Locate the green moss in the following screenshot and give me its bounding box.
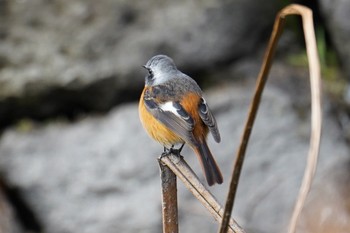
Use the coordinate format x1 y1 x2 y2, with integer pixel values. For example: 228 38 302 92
15 118 35 132
286 24 345 97
286 52 308 67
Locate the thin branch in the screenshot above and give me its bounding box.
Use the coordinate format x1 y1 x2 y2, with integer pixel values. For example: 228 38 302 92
160 154 245 233
158 158 179 233
280 5 322 233
218 6 286 233
218 4 322 233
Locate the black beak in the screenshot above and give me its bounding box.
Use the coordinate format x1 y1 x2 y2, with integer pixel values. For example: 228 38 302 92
142 65 147 69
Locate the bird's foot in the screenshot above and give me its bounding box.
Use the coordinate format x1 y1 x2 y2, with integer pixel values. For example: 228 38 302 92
160 144 184 159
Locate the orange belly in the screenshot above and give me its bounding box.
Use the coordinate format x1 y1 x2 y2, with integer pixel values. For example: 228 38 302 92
139 88 183 147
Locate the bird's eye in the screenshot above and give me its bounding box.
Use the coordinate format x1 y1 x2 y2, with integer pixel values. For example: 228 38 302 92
147 69 154 80
142 65 154 81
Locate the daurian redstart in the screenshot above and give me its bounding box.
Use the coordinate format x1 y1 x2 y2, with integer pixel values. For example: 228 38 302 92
139 55 223 186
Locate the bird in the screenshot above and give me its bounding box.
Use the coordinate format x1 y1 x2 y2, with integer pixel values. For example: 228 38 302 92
139 55 223 186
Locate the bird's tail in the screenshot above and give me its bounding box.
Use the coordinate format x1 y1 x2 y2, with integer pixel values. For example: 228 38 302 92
193 140 223 186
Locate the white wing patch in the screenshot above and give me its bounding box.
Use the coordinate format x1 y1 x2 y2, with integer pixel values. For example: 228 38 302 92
160 102 181 117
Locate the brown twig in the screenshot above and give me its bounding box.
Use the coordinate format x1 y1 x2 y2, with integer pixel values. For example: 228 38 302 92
158 158 179 233
218 6 285 233
218 4 322 233
160 154 245 233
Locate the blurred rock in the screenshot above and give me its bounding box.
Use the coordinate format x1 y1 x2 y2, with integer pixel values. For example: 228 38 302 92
297 160 350 233
319 0 350 79
0 73 349 233
0 103 163 233
0 0 281 126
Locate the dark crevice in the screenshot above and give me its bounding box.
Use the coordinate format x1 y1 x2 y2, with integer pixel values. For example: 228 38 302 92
0 76 143 130
0 179 42 232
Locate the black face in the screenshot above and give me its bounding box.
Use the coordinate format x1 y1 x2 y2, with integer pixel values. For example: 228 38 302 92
143 65 154 85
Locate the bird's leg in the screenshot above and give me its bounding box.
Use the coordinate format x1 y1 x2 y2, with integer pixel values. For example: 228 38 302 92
170 144 185 159
160 144 185 159
178 143 185 153
169 145 177 155
161 147 171 157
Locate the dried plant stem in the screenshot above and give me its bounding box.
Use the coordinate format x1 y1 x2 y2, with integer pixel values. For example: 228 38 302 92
218 6 285 233
158 159 179 233
218 4 322 233
280 5 322 233
160 154 245 233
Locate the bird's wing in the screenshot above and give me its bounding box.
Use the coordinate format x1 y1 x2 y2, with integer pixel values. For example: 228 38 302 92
144 88 197 145
198 97 221 143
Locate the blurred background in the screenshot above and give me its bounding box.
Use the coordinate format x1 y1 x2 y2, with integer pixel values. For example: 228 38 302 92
0 0 349 233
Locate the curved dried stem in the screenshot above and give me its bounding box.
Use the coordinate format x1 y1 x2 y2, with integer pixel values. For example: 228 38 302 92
218 4 322 233
281 5 322 233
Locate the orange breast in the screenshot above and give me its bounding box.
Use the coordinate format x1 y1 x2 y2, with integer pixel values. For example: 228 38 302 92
139 88 183 147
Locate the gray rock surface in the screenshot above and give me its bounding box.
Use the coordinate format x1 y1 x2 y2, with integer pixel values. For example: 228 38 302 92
0 78 349 233
0 0 280 124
